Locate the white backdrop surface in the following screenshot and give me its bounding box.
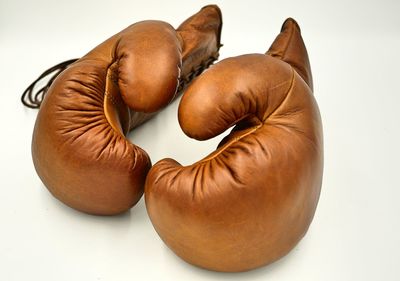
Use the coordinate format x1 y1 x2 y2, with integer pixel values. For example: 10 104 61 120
1 0 399 280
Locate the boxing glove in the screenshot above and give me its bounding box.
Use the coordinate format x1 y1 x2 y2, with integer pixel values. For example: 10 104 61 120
145 18 323 272
31 5 222 215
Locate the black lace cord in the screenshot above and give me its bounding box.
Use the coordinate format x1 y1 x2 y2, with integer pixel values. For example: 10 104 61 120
21 59 79 109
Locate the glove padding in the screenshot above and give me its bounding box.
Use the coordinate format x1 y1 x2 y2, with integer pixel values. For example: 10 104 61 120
32 5 222 215
145 18 323 272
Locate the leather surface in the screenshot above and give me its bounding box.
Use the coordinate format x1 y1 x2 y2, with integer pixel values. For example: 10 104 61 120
32 5 222 215
145 18 323 272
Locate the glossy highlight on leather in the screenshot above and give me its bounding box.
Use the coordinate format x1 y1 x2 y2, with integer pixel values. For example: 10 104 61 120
31 5 222 215
145 18 323 272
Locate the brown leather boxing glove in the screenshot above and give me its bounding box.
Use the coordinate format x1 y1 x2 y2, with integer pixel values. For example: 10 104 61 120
29 5 222 215
145 18 323 272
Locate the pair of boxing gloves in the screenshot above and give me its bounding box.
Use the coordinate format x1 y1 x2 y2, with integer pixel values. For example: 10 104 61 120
25 5 323 272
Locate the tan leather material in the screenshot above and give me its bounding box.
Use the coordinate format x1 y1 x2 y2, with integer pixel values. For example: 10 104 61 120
145 18 323 272
266 18 313 90
177 5 222 75
32 5 222 215
112 22 182 113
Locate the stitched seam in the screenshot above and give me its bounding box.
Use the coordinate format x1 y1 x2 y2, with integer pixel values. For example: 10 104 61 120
104 91 117 106
262 68 295 123
196 67 295 164
102 59 139 171
198 123 263 163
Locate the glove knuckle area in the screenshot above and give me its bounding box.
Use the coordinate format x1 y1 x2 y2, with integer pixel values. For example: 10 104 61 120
178 54 293 140
32 60 151 215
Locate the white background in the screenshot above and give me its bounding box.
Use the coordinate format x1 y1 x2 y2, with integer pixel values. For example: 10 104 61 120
1 0 400 280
